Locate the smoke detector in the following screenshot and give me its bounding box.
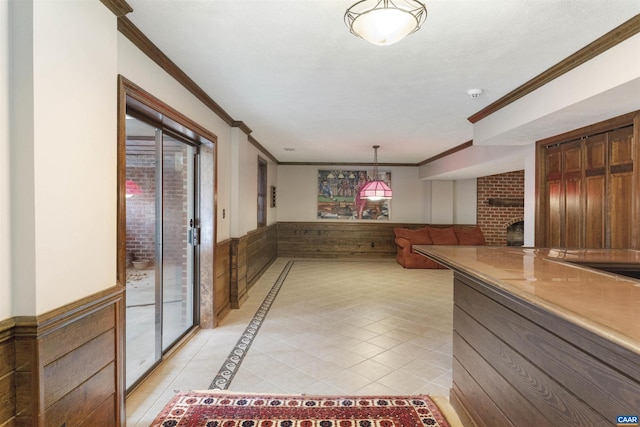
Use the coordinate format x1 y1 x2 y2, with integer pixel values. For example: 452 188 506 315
467 88 483 98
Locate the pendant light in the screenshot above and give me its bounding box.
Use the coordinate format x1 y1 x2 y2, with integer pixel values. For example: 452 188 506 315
359 145 392 201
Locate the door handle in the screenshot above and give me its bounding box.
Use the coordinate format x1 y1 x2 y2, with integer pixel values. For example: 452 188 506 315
188 227 200 246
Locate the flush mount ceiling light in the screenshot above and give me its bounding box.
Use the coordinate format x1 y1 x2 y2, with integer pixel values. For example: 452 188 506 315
345 0 427 46
359 145 392 201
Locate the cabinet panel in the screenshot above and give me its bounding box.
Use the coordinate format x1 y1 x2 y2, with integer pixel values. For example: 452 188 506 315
563 141 582 173
610 127 633 166
564 176 582 247
609 126 634 249
586 134 606 170
585 175 605 248
584 134 607 249
547 180 562 247
609 172 632 249
546 146 562 179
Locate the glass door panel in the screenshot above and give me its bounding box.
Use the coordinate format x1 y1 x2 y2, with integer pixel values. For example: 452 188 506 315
161 134 196 350
125 117 161 389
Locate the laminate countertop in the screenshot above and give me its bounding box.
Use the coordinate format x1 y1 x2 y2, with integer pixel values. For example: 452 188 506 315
413 246 640 355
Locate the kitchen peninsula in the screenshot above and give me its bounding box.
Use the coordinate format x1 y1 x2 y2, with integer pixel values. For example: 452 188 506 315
414 245 640 427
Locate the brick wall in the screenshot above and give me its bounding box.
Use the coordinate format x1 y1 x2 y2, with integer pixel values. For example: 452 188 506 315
126 154 156 263
477 170 525 246
126 151 189 266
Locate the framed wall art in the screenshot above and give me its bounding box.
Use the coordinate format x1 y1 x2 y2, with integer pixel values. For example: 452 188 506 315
317 169 390 220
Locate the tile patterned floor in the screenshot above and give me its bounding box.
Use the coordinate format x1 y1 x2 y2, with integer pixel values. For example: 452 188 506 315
125 258 456 426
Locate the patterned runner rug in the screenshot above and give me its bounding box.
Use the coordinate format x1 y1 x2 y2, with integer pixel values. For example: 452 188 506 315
151 390 452 426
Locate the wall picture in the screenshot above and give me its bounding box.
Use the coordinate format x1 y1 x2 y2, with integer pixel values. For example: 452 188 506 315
317 169 390 220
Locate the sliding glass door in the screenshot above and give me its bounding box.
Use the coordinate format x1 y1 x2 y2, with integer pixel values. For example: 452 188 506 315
161 134 197 351
125 115 199 390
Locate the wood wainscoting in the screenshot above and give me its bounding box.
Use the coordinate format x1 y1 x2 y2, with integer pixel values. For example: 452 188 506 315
451 272 639 426
277 222 429 259
247 224 277 288
1 286 125 427
0 319 16 426
213 239 232 326
230 236 248 310
211 225 277 321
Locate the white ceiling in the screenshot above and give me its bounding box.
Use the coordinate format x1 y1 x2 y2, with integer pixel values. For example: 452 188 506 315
125 0 640 166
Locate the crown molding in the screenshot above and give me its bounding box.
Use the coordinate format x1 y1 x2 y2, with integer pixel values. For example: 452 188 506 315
114 8 630 167
100 0 133 17
468 14 640 124
278 162 416 167
249 135 279 163
418 140 473 166
232 121 253 135
118 16 234 126
117 16 280 163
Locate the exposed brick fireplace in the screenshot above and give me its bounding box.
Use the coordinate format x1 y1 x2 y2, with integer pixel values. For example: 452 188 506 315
477 170 525 246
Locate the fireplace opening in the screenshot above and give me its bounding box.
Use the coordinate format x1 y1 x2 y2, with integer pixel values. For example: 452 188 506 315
506 221 524 246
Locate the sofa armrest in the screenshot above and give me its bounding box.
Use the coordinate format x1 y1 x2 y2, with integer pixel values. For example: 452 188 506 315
395 237 412 252
395 237 410 247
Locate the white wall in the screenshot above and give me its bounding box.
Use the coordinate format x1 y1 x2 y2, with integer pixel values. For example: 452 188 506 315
230 129 257 236
0 0 10 320
7 0 118 315
474 33 640 147
523 143 536 246
267 160 277 226
117 34 235 241
430 181 454 224
454 179 477 224
277 164 475 224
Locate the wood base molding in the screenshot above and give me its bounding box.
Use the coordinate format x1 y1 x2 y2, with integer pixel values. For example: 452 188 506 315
1 286 124 427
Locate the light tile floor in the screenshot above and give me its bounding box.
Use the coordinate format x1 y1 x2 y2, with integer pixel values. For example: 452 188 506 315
126 258 457 426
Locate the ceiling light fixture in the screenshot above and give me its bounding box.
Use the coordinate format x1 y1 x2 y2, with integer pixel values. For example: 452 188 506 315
359 145 392 201
345 0 427 46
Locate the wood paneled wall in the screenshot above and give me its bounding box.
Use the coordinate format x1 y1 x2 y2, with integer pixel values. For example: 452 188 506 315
1 286 124 427
277 222 434 259
451 272 640 427
0 320 16 426
230 236 248 309
211 225 277 322
213 239 232 326
228 224 278 309
247 224 277 288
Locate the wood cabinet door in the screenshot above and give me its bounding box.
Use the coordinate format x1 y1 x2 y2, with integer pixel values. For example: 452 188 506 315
585 134 607 248
544 145 563 247
537 112 638 249
563 141 583 247
608 126 634 249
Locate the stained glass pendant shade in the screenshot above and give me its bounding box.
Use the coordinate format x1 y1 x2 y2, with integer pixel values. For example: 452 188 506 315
359 145 392 201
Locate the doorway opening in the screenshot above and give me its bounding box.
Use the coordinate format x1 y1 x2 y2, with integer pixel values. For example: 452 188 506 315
124 114 200 389
119 78 217 394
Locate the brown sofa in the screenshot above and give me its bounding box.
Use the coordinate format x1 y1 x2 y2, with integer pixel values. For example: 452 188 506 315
394 225 486 269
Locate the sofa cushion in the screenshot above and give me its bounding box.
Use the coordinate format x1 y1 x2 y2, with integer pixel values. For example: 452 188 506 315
394 227 433 245
428 227 458 245
454 226 486 245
